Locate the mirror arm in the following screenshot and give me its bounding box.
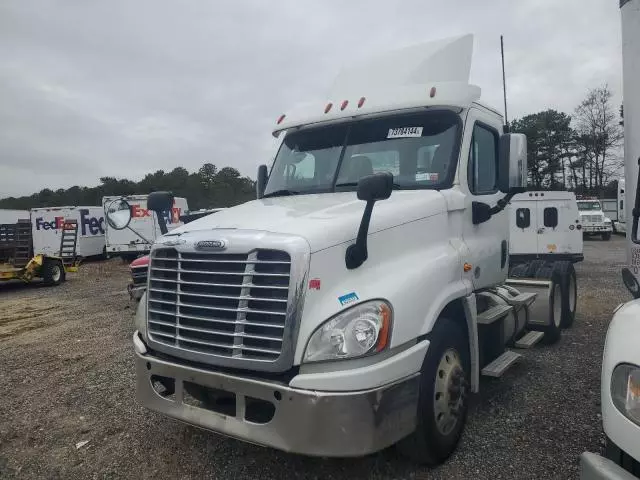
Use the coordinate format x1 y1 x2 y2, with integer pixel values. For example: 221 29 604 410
489 192 517 216
345 200 375 270
156 213 169 235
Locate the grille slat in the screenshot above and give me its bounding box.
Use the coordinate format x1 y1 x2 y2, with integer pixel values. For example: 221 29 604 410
147 247 291 362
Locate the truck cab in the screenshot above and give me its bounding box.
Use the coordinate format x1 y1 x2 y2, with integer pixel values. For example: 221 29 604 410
116 35 575 465
577 198 613 241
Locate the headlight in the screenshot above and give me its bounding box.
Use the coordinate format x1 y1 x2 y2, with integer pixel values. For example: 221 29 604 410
611 363 640 425
303 300 392 363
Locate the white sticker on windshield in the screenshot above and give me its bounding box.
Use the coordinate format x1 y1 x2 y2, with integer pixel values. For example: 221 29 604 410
415 172 439 181
387 127 423 139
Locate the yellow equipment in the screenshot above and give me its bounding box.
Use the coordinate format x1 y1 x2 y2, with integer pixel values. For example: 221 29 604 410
0 218 79 286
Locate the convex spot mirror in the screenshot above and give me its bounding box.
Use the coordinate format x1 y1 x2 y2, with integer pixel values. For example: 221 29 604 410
106 199 132 230
499 133 528 194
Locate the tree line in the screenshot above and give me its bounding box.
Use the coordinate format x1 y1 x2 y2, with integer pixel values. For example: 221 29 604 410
510 85 623 196
0 164 256 211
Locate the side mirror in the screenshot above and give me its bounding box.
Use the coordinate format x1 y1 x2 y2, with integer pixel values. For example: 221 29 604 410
345 172 394 270
105 199 132 230
357 172 393 201
147 191 174 213
472 201 492 225
257 164 269 199
498 133 527 193
147 191 174 235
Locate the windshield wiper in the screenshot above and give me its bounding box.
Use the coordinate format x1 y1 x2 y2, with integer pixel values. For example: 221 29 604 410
336 182 403 189
262 189 300 198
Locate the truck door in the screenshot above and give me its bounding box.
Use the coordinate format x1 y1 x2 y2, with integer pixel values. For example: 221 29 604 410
461 108 507 289
511 200 538 255
536 200 566 255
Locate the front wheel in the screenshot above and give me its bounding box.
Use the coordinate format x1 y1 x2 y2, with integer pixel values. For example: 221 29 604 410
397 319 470 465
42 260 65 286
602 232 611 241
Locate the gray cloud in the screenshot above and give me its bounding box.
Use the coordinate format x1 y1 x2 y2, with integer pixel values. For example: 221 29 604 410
0 0 623 197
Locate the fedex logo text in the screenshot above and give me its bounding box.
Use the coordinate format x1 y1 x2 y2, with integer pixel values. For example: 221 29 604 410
35 217 66 231
80 209 105 236
130 204 182 224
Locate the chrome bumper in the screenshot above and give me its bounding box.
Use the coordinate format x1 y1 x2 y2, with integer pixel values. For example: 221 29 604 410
135 336 420 457
580 453 638 480
583 225 612 233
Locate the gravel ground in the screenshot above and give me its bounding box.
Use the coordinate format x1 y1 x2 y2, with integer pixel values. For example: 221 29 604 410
0 236 630 480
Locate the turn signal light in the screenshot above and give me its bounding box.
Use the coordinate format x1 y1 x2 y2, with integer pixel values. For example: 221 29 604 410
463 263 472 272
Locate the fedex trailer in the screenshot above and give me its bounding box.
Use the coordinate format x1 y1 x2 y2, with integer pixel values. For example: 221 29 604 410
102 194 188 257
31 206 106 258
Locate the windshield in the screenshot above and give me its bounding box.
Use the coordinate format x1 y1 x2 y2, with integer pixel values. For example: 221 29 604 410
263 110 461 196
578 201 601 211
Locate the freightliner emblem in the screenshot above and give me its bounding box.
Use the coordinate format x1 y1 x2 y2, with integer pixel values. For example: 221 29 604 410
195 239 227 250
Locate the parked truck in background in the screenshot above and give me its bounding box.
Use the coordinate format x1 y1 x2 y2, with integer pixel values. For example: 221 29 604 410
116 35 578 465
580 1 640 478
614 179 627 235
102 194 188 260
30 206 106 259
577 198 613 241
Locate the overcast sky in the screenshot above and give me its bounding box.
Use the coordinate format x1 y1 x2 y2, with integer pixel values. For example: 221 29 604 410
0 0 623 198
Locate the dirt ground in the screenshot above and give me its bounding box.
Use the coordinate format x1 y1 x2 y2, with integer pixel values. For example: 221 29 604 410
0 236 630 479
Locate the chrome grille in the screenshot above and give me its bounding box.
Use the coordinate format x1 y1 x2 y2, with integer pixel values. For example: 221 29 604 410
147 248 291 362
581 214 603 223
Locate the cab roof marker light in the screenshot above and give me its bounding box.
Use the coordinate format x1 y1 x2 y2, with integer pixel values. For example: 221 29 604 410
340 100 349 111
430 86 437 98
276 114 286 125
324 102 333 114
358 97 366 108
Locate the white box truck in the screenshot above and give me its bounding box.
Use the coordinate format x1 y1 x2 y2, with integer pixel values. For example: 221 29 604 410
115 35 578 465
30 206 106 258
102 194 188 258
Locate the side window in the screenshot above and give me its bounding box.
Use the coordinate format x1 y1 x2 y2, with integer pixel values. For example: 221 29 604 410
516 208 530 228
544 207 558 228
468 123 498 195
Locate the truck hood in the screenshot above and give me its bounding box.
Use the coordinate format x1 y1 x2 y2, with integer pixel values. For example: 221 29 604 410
169 191 447 252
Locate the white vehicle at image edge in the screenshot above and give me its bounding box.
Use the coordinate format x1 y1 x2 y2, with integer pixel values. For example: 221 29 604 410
30 206 106 258
580 1 640 479
577 198 613 241
117 35 579 465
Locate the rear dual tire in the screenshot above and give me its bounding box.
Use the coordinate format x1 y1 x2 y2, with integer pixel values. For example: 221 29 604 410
535 261 577 329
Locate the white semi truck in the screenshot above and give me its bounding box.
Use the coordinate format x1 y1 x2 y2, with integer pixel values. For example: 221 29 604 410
112 35 577 464
577 198 614 241
580 1 640 478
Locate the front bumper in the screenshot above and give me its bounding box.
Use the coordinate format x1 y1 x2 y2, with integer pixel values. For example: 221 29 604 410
582 225 613 233
580 452 638 480
134 336 420 457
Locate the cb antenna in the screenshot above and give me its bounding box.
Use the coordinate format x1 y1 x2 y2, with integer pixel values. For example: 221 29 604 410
501 35 510 132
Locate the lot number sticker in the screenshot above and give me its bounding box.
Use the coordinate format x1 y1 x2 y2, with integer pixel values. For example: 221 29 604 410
387 127 423 139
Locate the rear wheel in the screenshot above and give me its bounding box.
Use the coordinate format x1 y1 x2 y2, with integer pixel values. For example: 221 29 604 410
397 319 470 465
42 260 65 286
536 261 577 328
529 269 563 344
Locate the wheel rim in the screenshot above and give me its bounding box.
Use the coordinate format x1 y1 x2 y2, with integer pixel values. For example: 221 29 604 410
52 265 61 282
552 284 562 328
434 348 466 436
568 274 576 314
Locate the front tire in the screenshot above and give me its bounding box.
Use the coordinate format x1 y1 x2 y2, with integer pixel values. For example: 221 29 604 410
42 260 65 286
397 319 470 465
602 232 611 241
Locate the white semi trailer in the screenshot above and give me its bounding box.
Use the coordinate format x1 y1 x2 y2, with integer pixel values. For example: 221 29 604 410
113 35 577 465
580 1 640 478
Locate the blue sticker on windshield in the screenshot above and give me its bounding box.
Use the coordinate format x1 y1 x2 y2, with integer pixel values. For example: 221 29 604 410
338 292 359 306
